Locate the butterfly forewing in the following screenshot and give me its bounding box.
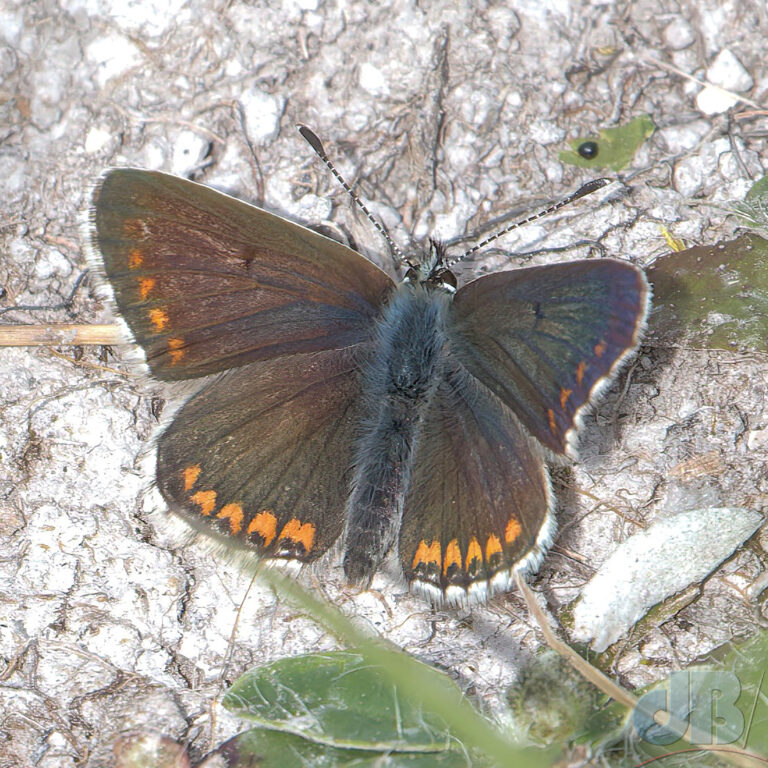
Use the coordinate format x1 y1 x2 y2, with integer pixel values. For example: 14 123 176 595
157 346 369 562
448 260 649 456
90 169 394 380
400 364 553 603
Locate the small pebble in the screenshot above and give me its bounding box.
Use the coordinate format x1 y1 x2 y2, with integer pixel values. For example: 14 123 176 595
663 18 695 50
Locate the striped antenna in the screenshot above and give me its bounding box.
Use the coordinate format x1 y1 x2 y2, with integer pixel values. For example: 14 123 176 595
447 177 611 266
298 125 409 266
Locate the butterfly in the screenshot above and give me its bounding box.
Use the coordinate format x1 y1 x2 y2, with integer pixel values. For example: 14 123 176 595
87 166 649 605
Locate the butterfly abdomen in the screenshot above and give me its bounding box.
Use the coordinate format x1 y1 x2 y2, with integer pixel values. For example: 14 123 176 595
343 284 451 584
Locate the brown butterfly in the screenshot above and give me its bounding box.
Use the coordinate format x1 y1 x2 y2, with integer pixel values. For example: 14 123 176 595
88 167 649 604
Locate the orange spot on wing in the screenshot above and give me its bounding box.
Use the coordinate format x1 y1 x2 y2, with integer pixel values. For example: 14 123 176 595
183 464 201 491
138 277 155 299
465 537 482 569
485 534 502 560
505 517 522 544
412 539 442 570
594 339 607 357
279 518 315 553
443 539 462 576
559 387 572 410
547 408 557 434
190 489 216 516
168 337 185 365
128 249 143 269
248 510 278 547
576 361 587 386
217 503 244 535
149 308 169 331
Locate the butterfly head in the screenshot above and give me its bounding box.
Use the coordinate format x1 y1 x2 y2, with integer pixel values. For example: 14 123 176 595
402 240 457 293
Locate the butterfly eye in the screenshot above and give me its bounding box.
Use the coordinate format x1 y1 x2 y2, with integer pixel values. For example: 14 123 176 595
404 266 419 282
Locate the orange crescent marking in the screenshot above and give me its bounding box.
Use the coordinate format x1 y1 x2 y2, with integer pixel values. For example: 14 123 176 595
128 249 143 269
594 339 607 357
576 361 587 386
465 537 483 569
138 277 155 300
505 517 522 544
190 489 216 516
485 534 503 560
182 464 201 491
279 518 316 552
413 540 442 570
149 308 169 332
443 539 462 576
559 387 572 410
247 510 278 547
217 503 244 535
168 337 185 365
547 408 557 434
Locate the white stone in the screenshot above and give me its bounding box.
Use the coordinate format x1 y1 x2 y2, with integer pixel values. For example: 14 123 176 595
663 18 695 50
571 508 764 651
695 85 739 115
171 130 210 176
358 62 389 97
672 156 705 197
34 249 72 280
707 48 753 92
696 49 753 115
0 9 23 44
241 86 285 144
528 119 565 145
63 0 191 36
292 193 333 223
86 34 141 89
657 121 710 154
84 126 112 154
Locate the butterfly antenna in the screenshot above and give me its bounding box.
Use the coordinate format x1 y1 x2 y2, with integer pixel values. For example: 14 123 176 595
298 124 410 267
447 177 612 267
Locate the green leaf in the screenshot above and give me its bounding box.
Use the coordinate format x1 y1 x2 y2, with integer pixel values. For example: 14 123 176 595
559 115 655 171
647 233 768 351
745 175 768 202
222 650 459 752
226 561 551 767
196 727 471 767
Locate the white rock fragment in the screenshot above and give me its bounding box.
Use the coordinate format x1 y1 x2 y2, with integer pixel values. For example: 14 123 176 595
663 18 695 50
34 249 72 280
86 34 141 89
292 193 333 223
657 120 709 154
696 87 739 115
241 86 285 144
358 62 389 97
84 126 112 154
571 507 764 652
171 129 210 176
696 49 753 115
672 156 705 197
707 49 754 92
63 0 190 37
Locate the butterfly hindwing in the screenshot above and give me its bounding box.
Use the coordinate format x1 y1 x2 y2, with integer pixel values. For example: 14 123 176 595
156 346 369 562
400 363 553 603
448 259 649 456
89 169 394 380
